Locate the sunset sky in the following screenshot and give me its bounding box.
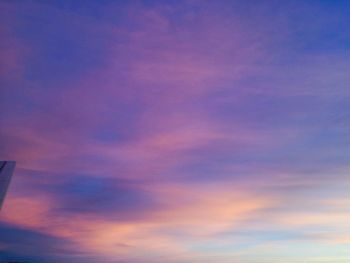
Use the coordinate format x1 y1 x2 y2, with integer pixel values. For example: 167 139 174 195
1 0 350 262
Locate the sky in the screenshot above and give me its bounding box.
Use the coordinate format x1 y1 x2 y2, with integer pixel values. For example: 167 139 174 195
1 0 350 262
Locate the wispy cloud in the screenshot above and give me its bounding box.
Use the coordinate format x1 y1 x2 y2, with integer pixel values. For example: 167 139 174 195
1 0 350 262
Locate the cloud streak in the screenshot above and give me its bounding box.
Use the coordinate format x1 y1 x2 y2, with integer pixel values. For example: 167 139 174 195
1 0 350 262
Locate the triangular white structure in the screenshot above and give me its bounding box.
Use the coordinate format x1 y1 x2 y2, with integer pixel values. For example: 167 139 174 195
0 161 16 210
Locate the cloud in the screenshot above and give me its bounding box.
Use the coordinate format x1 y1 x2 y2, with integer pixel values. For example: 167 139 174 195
0 222 94 263
1 0 350 262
